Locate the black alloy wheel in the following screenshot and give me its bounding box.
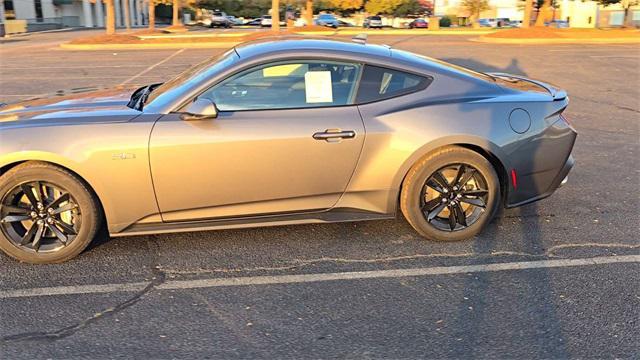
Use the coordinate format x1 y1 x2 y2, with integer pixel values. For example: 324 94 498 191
0 181 81 253
421 164 489 232
400 146 500 242
0 162 101 263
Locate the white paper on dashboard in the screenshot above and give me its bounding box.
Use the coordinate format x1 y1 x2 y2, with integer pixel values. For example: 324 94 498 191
305 71 333 103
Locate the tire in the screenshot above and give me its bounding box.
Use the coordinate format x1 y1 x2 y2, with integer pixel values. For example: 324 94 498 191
400 146 500 242
0 162 101 263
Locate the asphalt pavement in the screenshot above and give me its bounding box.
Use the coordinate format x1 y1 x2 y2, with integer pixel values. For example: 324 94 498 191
0 31 639 359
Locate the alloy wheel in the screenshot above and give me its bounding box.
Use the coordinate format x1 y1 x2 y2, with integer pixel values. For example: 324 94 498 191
0 181 81 253
420 164 489 232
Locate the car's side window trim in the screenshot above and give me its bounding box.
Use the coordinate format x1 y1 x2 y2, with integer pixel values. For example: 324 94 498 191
353 65 434 106
190 59 365 113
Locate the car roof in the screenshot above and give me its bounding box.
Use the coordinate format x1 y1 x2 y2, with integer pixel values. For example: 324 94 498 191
234 37 392 60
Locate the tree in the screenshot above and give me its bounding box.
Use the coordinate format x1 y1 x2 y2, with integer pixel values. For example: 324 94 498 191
148 0 156 30
594 0 639 27
105 0 116 34
461 0 489 28
123 0 131 30
271 0 280 31
534 0 552 26
522 0 533 27
325 0 362 11
305 0 313 26
172 0 181 26
392 0 423 16
364 0 404 15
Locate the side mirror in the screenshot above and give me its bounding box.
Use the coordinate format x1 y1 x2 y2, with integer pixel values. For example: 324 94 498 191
180 98 218 121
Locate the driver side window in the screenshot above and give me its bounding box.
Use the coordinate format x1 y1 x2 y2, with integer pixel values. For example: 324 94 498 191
199 61 362 111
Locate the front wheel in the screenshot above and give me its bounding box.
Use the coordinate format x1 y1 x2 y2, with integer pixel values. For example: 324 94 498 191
0 162 102 263
400 146 500 241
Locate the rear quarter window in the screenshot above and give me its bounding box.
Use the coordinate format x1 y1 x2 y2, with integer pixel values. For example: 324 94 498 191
355 65 431 104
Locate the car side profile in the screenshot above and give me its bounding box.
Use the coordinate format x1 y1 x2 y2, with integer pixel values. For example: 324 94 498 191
0 37 576 263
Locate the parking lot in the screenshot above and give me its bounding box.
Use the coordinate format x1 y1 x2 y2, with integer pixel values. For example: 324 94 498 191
1 31 639 358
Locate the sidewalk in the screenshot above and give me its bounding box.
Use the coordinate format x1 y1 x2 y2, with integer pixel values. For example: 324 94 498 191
476 27 640 44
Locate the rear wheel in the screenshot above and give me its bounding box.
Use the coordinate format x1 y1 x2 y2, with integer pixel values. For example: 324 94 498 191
0 162 101 263
400 146 500 241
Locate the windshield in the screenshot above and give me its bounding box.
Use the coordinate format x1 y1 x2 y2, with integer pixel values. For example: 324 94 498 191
144 49 237 106
371 16 381 20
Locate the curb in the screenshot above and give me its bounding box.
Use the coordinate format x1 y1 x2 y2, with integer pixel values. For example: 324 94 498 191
474 36 640 44
59 42 239 50
294 29 496 36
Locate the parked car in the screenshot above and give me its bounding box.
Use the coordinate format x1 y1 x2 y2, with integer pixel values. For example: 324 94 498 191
508 20 523 27
315 13 340 28
408 18 428 29
210 11 233 28
259 15 286 27
496 18 510 27
478 18 493 27
363 16 383 28
244 18 262 26
479 18 511 28
260 15 273 27
225 15 244 26
0 38 576 263
547 20 569 28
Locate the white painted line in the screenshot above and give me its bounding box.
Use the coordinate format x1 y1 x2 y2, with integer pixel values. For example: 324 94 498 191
119 48 186 85
589 55 640 58
0 255 637 300
0 282 148 299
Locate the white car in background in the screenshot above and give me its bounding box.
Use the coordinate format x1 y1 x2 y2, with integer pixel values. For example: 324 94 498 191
260 15 273 27
211 11 233 28
363 16 383 28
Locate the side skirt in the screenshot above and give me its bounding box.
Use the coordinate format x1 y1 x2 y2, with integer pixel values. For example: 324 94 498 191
111 208 395 237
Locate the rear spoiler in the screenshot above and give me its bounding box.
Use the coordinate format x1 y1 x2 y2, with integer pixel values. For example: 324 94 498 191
489 72 567 101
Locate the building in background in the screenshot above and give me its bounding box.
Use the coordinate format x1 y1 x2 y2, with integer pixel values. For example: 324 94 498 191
433 0 524 22
559 0 640 28
433 0 639 26
1 0 148 32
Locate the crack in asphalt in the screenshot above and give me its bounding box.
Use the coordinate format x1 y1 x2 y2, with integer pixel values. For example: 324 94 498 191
1 268 165 343
571 95 640 114
1 237 169 343
158 243 640 275
1 244 637 342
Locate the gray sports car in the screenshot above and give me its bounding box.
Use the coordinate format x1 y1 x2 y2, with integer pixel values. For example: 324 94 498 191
0 37 576 264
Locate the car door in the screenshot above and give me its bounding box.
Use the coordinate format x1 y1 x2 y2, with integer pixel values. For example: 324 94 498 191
149 60 365 222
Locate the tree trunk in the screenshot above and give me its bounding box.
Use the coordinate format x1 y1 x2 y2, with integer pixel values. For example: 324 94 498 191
522 0 532 28
105 0 116 34
305 0 313 26
271 0 280 32
123 0 131 30
535 0 551 27
172 0 180 26
148 0 155 30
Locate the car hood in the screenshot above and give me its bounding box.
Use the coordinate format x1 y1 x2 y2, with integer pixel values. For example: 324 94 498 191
0 85 141 123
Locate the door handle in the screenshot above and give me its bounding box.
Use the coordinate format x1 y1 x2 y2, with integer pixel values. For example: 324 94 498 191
313 129 356 142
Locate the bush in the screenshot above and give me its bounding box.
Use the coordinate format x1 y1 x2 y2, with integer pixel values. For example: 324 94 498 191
439 15 453 27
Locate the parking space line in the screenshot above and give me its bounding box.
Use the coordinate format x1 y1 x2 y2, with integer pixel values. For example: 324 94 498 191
120 48 186 85
1 255 637 300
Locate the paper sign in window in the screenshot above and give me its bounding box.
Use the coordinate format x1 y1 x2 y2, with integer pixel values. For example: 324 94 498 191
305 71 333 103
